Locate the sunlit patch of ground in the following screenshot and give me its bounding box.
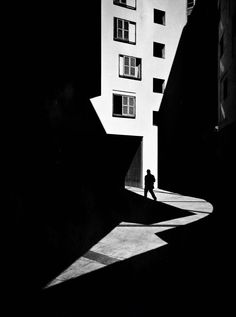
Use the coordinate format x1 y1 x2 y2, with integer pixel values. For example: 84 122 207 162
46 187 213 288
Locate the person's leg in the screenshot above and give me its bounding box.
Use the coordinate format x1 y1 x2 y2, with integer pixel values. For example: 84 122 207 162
144 187 148 198
150 189 157 201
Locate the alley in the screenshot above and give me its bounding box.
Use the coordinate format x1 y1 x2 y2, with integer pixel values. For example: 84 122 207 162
47 187 213 287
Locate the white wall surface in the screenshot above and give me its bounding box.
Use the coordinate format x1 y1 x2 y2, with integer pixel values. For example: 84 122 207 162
91 0 187 187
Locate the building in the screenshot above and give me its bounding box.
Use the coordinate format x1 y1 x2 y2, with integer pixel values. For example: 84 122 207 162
218 0 236 130
158 0 219 200
91 0 187 188
158 0 236 202
217 0 236 204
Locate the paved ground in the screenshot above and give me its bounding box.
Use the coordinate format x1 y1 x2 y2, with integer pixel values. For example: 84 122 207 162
46 187 213 288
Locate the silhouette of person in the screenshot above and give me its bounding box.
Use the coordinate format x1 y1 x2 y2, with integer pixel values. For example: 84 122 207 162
144 169 157 201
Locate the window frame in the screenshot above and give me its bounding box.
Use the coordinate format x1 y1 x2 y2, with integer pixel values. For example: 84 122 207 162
119 54 142 80
153 78 165 94
114 17 136 44
113 93 136 118
153 42 165 58
153 9 166 26
113 0 136 10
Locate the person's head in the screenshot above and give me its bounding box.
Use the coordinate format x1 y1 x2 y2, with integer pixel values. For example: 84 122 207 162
147 169 151 174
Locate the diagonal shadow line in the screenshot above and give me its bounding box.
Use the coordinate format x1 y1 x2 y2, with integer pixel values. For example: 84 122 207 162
43 238 175 293
183 209 212 214
127 188 197 197
118 224 183 227
83 250 120 265
44 188 212 289
122 188 193 225
160 200 206 202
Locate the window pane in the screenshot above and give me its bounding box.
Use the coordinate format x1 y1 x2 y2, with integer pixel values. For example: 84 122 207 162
113 95 123 115
127 0 136 8
118 19 122 28
124 56 130 65
153 78 165 93
124 31 129 40
130 57 135 67
130 67 135 76
124 66 130 75
154 9 166 25
129 107 134 115
153 42 165 58
123 106 128 114
129 22 136 43
129 97 134 106
118 29 123 38
123 96 128 105
124 21 129 30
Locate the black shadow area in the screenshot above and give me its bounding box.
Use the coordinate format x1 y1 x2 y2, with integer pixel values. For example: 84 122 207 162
122 189 193 224
39 212 223 315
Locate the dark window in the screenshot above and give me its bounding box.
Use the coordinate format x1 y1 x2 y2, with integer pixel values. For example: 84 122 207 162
119 55 142 80
154 9 166 25
113 0 136 10
113 94 123 115
153 111 160 126
153 42 165 58
153 78 165 93
113 94 136 118
114 17 136 44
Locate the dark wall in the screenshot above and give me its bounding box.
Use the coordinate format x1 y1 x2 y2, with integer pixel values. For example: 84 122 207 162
158 0 219 201
125 139 143 188
5 1 142 307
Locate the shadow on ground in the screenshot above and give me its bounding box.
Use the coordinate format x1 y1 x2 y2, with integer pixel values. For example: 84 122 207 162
6 1 235 314
122 189 192 224
40 211 224 315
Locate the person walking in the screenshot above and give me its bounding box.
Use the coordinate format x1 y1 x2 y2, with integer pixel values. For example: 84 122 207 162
144 169 157 201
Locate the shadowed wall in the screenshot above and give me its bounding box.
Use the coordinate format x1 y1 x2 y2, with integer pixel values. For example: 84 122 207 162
158 0 218 202
6 0 143 305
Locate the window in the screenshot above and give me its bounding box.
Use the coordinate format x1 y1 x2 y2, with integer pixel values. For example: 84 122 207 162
154 9 166 25
113 94 136 118
114 17 136 44
119 55 142 80
153 111 159 126
153 42 165 58
113 0 136 10
153 78 165 93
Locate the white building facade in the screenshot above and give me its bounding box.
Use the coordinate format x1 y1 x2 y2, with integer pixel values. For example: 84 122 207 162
91 0 187 188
